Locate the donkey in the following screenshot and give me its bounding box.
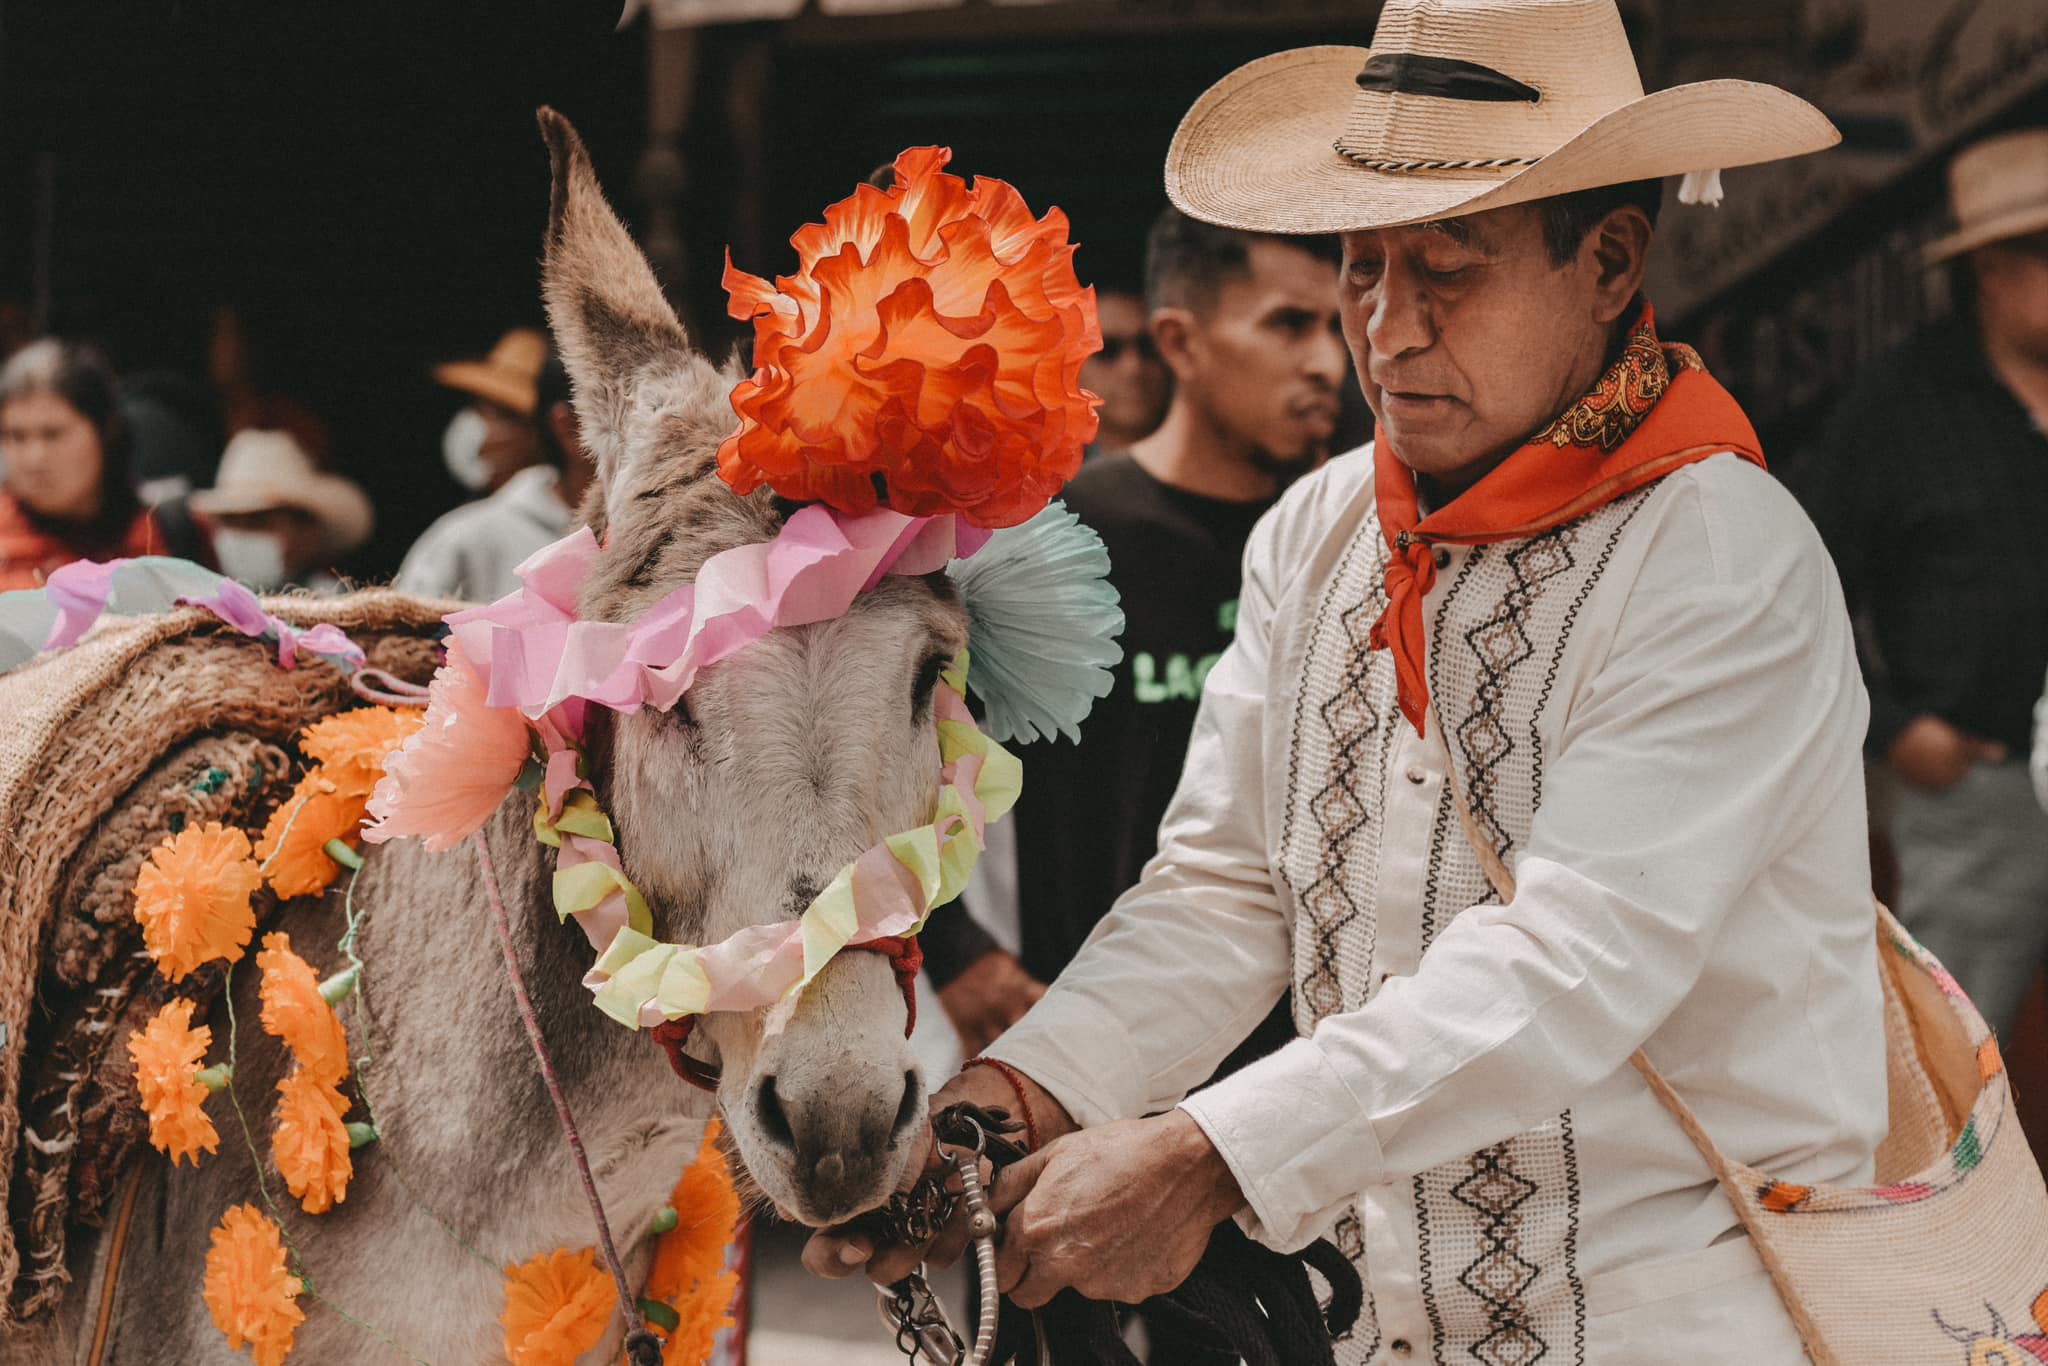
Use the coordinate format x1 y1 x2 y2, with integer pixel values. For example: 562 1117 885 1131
20 111 954 1364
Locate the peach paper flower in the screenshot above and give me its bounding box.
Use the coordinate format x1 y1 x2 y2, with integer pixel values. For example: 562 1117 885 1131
127 998 219 1166
364 642 533 852
203 1204 304 1366
501 1246 614 1366
257 770 369 900
719 145 1101 528
256 932 350 1087
272 1067 352 1215
133 823 264 981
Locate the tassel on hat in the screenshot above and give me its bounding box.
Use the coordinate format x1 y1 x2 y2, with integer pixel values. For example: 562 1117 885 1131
1678 168 1725 207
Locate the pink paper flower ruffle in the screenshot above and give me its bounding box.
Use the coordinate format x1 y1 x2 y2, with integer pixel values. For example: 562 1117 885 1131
446 505 987 720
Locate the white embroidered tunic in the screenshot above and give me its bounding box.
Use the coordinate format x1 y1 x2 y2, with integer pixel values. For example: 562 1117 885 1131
988 447 1887 1364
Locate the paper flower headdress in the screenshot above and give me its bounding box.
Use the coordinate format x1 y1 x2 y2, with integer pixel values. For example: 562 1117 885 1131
719 145 1102 529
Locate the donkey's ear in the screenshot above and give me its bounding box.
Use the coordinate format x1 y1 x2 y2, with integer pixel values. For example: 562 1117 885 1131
537 107 692 502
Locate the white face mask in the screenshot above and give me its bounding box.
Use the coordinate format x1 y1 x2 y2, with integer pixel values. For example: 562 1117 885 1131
214 528 289 591
441 407 491 492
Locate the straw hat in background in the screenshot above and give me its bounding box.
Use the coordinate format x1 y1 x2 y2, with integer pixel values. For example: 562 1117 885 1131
190 429 374 559
1165 0 1839 236
433 327 548 416
1923 129 2048 265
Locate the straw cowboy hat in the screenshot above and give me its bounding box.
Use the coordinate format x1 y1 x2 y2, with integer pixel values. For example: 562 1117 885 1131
190 429 374 558
1923 129 2048 264
433 327 547 417
1165 0 1839 235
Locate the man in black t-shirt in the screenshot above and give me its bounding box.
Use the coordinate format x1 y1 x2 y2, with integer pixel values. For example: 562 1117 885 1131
927 210 1345 1079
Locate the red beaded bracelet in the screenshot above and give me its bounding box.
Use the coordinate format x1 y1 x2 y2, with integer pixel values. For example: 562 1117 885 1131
961 1056 1040 1153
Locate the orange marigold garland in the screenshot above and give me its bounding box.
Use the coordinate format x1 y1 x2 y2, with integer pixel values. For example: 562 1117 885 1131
297 705 425 798
719 145 1101 528
501 1246 615 1366
259 705 421 899
133 822 264 981
272 1068 353 1215
127 998 221 1166
204 1204 306 1366
256 932 350 1086
257 770 370 900
643 1119 742 1363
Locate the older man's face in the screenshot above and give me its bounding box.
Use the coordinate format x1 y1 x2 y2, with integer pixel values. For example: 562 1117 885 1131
1341 203 1622 488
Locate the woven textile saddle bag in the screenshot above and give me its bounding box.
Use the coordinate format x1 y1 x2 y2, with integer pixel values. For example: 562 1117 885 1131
0 591 445 1327
1438 738 2048 1365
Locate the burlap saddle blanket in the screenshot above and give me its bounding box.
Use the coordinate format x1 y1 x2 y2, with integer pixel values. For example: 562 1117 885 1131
0 591 446 1325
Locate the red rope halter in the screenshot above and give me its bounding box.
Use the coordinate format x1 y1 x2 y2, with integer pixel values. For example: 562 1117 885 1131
651 934 925 1092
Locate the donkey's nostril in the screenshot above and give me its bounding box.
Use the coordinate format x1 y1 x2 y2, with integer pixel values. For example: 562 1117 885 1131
893 1069 921 1136
758 1075 793 1149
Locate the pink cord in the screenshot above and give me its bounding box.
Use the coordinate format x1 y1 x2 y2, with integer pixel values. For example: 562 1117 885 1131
473 830 661 1364
351 668 433 707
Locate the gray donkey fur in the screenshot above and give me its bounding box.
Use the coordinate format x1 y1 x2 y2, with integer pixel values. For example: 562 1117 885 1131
19 109 957 1365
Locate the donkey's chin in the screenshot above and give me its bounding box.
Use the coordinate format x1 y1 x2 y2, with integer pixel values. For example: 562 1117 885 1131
734 1125 926 1227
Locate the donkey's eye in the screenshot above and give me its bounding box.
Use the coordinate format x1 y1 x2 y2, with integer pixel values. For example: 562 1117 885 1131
910 653 948 714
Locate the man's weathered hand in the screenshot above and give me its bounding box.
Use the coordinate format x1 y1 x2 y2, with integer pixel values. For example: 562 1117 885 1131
1891 713 2007 792
989 1110 1244 1309
937 950 1047 1055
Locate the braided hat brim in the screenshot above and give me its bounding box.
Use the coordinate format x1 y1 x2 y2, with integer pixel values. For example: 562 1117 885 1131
1165 46 1839 235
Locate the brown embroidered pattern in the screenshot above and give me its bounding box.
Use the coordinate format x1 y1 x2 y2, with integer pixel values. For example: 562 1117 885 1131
1454 1144 1545 1365
1532 313 1702 453
1281 516 1392 1359
1299 586 1388 1025
1453 531 1582 865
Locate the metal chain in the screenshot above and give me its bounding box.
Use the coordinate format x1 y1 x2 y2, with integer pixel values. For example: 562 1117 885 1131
877 1112 1006 1365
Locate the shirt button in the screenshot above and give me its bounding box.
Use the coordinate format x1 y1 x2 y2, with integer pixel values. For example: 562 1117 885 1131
1405 765 1427 785
1432 548 1451 569
1391 1341 1415 1358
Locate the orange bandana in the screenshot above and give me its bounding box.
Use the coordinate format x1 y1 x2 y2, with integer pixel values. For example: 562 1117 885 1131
1370 305 1765 736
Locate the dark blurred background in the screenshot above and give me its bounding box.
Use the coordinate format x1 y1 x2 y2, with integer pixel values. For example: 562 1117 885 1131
4 0 2047 573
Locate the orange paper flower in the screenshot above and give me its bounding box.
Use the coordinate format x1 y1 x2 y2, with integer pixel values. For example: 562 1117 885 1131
257 769 370 900
133 823 264 981
719 146 1100 529
501 1246 615 1366
365 641 534 853
657 1268 738 1366
644 1120 741 1363
646 1120 741 1307
298 705 427 798
257 932 350 1087
272 1067 353 1215
127 998 220 1166
204 1204 305 1366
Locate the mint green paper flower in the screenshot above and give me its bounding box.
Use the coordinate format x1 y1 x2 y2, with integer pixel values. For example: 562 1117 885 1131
947 501 1124 744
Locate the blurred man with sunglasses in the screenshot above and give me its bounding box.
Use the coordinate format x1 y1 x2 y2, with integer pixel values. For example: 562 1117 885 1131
1081 286 1171 457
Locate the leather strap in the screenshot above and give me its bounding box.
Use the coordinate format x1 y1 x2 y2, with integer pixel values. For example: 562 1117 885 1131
651 933 925 1092
81 1162 145 1366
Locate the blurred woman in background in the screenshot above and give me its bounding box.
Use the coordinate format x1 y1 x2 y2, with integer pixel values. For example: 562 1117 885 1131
0 339 164 590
